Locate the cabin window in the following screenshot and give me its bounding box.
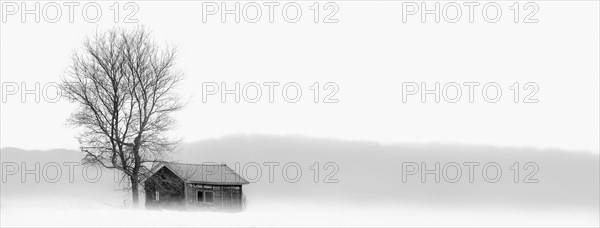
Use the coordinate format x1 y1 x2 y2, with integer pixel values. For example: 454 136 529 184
197 191 203 202
155 191 160 201
197 191 214 203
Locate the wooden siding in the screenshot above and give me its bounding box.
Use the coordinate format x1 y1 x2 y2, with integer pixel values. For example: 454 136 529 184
144 166 245 211
184 183 244 211
144 166 185 209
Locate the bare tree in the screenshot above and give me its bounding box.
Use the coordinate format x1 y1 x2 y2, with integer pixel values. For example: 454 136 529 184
61 27 184 208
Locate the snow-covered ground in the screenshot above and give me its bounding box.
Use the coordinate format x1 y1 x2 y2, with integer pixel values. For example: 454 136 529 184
1 198 598 227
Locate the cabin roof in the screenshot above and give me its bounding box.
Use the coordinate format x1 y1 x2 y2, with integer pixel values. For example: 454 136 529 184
149 162 249 185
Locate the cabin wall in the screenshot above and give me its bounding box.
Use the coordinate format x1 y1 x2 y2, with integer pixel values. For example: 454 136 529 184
144 167 186 209
184 183 244 210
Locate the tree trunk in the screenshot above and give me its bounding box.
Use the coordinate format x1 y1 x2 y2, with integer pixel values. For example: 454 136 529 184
131 175 139 208
130 136 142 209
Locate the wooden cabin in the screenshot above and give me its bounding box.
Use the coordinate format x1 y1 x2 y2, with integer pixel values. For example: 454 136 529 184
143 162 249 211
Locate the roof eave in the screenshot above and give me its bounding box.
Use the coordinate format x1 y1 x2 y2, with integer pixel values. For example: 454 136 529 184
184 180 250 185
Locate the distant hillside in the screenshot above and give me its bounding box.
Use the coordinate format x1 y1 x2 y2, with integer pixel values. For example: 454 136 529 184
175 135 599 210
2 135 599 212
0 147 128 208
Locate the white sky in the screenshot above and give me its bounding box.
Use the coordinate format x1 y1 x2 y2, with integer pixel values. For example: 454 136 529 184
1 1 599 153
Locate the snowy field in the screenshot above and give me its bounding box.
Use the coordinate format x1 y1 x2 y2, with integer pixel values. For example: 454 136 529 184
1 198 598 227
